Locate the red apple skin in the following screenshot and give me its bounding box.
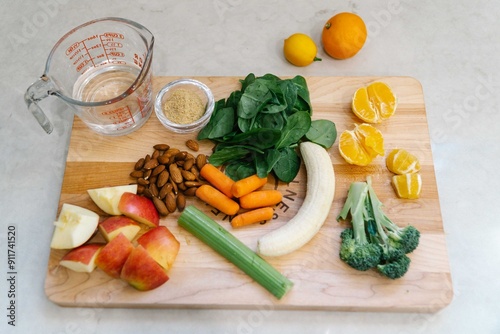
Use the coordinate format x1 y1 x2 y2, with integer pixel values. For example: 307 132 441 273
136 226 180 271
120 245 169 291
118 192 159 228
60 243 103 272
98 216 141 242
95 233 134 279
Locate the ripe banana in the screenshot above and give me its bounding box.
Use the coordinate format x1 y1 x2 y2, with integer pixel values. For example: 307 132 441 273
257 141 335 257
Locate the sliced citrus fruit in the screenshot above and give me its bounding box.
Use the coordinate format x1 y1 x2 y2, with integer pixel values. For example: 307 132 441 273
386 149 421 174
352 82 397 123
392 173 422 199
339 123 385 166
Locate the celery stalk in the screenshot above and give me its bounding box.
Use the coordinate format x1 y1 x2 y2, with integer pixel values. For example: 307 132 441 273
178 205 294 299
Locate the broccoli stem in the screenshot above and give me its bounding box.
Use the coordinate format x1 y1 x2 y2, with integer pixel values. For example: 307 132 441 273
337 182 370 244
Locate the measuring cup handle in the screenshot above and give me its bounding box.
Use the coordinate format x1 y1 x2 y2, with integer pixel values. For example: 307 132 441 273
24 76 55 134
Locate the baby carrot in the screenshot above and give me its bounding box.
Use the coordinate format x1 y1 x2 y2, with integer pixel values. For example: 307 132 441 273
239 190 283 210
231 174 268 198
231 207 274 228
196 184 240 216
200 164 235 198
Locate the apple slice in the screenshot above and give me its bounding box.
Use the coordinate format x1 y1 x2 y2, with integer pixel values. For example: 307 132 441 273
98 216 141 242
88 184 138 215
59 243 103 273
136 226 180 271
95 233 134 279
118 192 159 227
50 203 99 249
120 245 169 291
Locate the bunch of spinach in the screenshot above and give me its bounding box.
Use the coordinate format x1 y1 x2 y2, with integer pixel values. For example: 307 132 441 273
198 73 336 182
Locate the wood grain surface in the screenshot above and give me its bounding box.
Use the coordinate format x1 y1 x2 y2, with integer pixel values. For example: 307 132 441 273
44 76 453 312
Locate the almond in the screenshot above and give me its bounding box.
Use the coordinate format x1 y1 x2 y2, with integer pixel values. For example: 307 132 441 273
152 196 169 216
181 170 196 181
186 139 200 152
196 154 207 170
183 158 195 171
130 170 143 178
165 148 180 157
156 170 170 188
169 164 183 183
154 144 170 151
137 178 149 186
176 193 186 212
152 149 160 160
159 183 173 199
158 154 170 165
151 164 166 177
143 169 152 180
144 158 159 170
134 158 145 170
174 151 187 161
165 192 177 213
183 187 198 196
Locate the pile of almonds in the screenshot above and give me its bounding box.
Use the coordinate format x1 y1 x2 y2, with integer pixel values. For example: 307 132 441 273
129 140 207 216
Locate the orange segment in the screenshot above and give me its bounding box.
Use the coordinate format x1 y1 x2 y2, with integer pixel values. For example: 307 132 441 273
339 123 385 166
352 82 397 123
386 149 421 174
392 173 422 199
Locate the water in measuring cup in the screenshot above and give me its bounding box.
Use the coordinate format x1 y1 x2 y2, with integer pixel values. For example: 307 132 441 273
72 62 152 135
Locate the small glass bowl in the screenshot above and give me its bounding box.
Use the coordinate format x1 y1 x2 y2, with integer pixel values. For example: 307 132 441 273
154 79 215 133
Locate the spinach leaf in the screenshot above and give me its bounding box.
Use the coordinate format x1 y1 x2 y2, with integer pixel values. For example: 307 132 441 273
225 90 242 109
275 110 311 149
237 80 272 119
280 80 297 113
240 73 256 92
292 75 312 113
265 149 282 174
221 128 281 150
254 153 269 178
272 147 301 183
208 146 251 166
225 160 256 181
305 119 337 148
254 113 284 130
197 105 235 140
237 117 253 133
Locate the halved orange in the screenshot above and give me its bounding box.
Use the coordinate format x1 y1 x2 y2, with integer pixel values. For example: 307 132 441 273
386 149 421 174
352 82 397 123
392 173 422 199
339 123 385 166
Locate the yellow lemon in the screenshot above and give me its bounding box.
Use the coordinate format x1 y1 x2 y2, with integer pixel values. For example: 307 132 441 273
283 33 322 67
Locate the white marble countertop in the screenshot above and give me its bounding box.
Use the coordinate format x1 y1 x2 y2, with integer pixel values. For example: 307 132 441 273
1 0 499 333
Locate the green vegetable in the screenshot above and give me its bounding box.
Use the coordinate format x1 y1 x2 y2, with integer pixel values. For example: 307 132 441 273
178 205 294 299
337 177 420 279
198 73 336 182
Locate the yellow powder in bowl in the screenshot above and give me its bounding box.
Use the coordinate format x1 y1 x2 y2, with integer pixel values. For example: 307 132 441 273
163 89 206 124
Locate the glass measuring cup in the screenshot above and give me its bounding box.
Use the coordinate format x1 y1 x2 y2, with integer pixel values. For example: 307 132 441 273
24 17 155 136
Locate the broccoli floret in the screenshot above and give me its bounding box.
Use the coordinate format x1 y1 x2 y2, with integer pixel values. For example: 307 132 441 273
337 177 421 279
377 254 411 279
337 182 382 271
339 228 382 271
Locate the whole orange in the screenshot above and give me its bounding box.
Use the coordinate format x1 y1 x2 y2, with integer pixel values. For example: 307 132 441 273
321 12 367 59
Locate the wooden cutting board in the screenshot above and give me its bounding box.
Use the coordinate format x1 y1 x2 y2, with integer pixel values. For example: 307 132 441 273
44 76 453 312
